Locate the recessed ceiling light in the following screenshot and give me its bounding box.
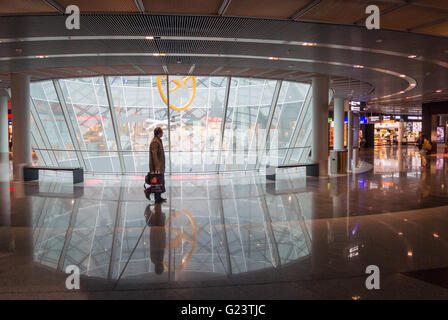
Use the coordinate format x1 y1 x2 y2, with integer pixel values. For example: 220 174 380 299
436 90 442 93
408 55 417 59
376 39 383 43
145 36 154 40
269 57 280 60
400 91 405 94
399 75 406 78
353 65 364 69
302 42 317 46
35 55 48 59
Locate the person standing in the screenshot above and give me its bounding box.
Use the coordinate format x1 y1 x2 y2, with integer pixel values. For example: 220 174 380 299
417 132 431 169
150 127 166 203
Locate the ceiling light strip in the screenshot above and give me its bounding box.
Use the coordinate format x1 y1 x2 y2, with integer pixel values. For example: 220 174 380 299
0 52 416 99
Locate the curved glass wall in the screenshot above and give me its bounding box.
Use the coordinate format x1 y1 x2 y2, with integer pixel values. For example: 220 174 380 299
29 76 329 174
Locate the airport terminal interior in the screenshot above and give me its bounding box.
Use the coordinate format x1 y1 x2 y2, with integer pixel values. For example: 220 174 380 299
2 0 448 300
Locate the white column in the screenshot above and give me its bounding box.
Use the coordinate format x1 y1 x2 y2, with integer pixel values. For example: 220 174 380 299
0 95 8 154
347 111 353 172
333 96 345 151
11 73 31 180
311 76 330 176
398 119 404 145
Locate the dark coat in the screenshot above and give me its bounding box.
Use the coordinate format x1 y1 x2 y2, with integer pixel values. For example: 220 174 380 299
149 136 165 173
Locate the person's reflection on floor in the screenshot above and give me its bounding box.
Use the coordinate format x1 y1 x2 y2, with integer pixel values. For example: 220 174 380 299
417 168 431 205
144 203 166 275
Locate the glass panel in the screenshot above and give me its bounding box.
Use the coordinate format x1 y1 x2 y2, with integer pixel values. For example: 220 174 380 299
220 78 277 171
29 76 321 174
59 77 116 172
289 88 333 164
264 81 309 166
30 81 79 167
169 76 226 173
108 76 169 173
30 113 53 166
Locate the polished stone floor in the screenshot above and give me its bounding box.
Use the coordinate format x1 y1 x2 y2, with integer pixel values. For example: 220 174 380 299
1 146 448 299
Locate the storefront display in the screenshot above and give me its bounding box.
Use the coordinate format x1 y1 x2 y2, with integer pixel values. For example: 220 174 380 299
437 126 445 143
374 120 421 146
329 119 347 148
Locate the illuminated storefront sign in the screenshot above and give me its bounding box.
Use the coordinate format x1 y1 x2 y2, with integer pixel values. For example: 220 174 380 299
157 75 197 111
349 101 366 112
407 116 422 121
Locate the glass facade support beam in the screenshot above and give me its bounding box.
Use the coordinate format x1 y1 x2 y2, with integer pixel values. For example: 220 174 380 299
216 77 231 172
255 80 282 170
284 85 312 164
29 98 59 166
104 75 126 174
53 79 86 169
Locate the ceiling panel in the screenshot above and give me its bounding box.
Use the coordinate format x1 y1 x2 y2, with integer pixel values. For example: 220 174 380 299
417 20 448 36
300 0 392 24
55 67 98 76
381 5 448 30
0 0 57 14
225 0 309 19
136 65 165 74
110 65 143 74
56 0 139 12
84 66 120 75
257 69 293 77
142 0 221 15
417 0 448 10
236 68 269 77
192 65 223 75
38 68 79 77
165 64 193 74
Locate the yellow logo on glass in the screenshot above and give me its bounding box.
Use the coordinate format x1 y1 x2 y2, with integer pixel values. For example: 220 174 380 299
163 209 197 272
156 75 197 111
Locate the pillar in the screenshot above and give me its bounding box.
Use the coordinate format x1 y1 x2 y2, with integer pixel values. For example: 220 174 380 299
0 94 9 154
11 74 31 180
347 111 353 172
398 119 404 145
333 96 345 151
311 76 330 176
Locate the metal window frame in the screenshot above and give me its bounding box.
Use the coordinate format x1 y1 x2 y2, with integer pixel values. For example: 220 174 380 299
29 97 59 166
255 80 282 170
216 76 231 172
53 79 87 169
284 84 312 164
104 75 126 174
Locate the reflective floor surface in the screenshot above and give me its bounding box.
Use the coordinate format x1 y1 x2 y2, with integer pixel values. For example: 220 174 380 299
2 146 448 299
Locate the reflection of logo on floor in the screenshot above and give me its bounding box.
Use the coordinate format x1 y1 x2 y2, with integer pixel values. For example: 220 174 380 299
156 76 197 111
163 209 197 272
